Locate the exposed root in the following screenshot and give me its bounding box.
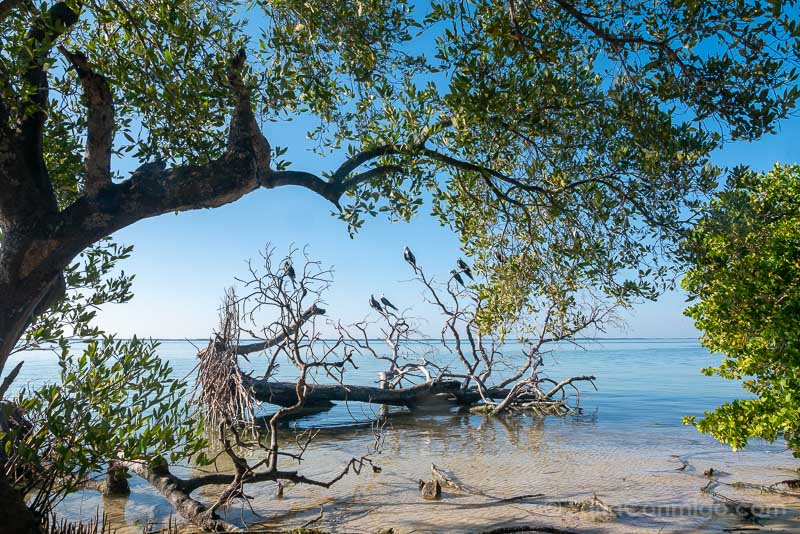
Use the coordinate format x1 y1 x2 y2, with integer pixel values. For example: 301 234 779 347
195 288 257 446
299 506 325 529
429 463 569 506
41 511 115 534
677 456 800 499
702 481 761 523
470 398 578 417
730 479 800 498
431 463 483 496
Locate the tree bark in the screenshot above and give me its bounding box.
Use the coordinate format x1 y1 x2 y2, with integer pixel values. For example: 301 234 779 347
248 378 465 408
0 475 41 534
115 460 237 532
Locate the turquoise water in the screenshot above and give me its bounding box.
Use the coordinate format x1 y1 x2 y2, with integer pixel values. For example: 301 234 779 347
9 337 737 415
7 337 753 435
10 338 798 532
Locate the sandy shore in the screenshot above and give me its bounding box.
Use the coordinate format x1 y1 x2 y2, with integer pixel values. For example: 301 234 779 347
61 413 800 533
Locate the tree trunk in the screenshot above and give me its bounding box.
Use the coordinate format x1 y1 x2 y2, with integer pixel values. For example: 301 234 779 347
0 475 41 534
248 378 465 407
0 228 67 382
115 460 236 532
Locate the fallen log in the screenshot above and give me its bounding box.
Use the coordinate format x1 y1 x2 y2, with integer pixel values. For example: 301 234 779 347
113 459 238 532
247 378 464 407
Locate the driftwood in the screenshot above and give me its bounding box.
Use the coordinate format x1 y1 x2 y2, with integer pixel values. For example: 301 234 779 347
247 375 597 415
110 455 376 532
236 305 325 356
113 459 238 532
247 378 465 407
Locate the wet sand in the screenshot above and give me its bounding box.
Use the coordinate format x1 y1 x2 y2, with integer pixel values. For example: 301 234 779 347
60 411 800 533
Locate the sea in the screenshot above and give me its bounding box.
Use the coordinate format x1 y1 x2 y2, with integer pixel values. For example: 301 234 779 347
7 338 800 533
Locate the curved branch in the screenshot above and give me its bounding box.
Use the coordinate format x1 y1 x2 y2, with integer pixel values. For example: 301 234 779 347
331 145 399 182
113 460 237 532
267 170 339 203
542 375 597 400
236 304 325 356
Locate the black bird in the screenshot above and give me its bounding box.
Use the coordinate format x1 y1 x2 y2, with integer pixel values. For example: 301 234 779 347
369 294 384 313
283 261 296 284
131 159 166 177
404 245 418 272
380 293 399 311
456 258 473 280
450 269 466 287
494 250 507 264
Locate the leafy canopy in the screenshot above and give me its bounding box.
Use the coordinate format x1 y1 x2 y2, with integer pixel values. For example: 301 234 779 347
682 164 800 452
2 1 799 324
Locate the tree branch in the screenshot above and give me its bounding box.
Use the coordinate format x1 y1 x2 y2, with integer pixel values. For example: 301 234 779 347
112 454 376 530
236 304 325 356
339 165 404 191
113 460 237 532
543 375 596 400
1 2 78 225
20 1 80 155
331 145 399 182
553 0 693 80
248 378 463 408
0 0 24 23
0 360 23 399
59 46 114 196
267 170 340 204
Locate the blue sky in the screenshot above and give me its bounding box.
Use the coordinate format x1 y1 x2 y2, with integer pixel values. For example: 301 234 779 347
96 109 799 340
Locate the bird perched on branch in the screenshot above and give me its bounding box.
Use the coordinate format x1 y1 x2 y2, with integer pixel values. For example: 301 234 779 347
283 261 296 286
369 294 384 313
380 293 399 311
404 245 418 273
456 258 473 279
130 159 166 178
450 269 465 287
494 250 507 264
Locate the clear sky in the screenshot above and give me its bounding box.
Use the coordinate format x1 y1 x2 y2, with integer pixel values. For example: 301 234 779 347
96 104 800 340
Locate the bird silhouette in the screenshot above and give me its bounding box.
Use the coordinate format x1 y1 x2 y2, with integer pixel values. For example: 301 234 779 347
456 258 473 279
380 293 399 311
494 250 507 264
450 269 465 287
404 246 418 273
369 294 384 313
283 261 296 285
131 159 166 177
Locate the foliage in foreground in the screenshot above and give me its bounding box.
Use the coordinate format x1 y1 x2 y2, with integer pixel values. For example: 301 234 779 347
682 164 800 452
2 240 205 515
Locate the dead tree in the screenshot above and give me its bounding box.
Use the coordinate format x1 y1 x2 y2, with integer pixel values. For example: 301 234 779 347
91 246 382 532
326 251 609 416
105 246 612 530
231 246 608 418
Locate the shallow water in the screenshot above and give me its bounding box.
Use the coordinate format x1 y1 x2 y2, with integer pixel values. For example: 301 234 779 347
9 339 800 532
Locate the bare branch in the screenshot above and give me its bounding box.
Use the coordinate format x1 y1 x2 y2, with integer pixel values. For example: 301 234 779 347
543 375 597 400
0 360 23 399
237 304 325 355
